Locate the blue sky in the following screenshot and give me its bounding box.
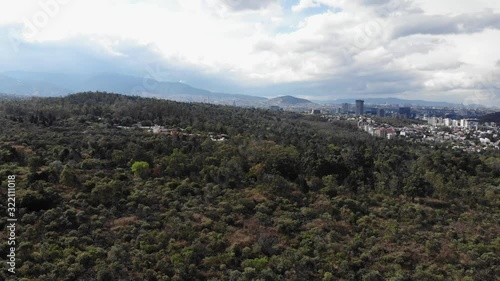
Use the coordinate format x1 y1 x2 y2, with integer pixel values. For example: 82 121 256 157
1 0 500 105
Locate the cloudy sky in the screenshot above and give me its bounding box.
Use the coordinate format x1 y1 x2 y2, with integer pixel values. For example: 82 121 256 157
1 0 500 105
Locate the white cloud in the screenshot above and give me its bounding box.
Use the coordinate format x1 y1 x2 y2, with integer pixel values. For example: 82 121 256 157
291 0 322 12
0 0 499 105
207 0 279 11
391 10 500 38
415 0 500 15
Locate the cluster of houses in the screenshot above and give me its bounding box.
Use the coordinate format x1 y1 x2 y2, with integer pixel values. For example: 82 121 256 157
426 117 481 128
356 117 499 151
116 124 229 142
358 119 398 139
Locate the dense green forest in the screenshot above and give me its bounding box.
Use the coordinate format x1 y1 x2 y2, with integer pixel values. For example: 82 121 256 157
479 111 500 125
0 92 498 281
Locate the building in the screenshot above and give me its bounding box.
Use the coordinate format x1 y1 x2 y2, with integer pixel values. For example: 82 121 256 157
366 107 377 115
377 108 386 117
342 103 350 113
398 107 411 119
444 118 452 127
355 100 364 115
429 117 444 126
311 109 321 115
270 106 282 111
375 127 387 138
387 133 397 140
462 119 479 129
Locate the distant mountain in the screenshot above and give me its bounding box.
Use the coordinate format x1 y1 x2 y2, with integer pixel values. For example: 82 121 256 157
3 71 88 90
79 73 268 105
316 97 459 107
0 72 267 106
0 74 70 96
0 93 25 100
268 95 314 106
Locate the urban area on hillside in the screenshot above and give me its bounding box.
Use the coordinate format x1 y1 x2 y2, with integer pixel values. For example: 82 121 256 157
268 99 499 151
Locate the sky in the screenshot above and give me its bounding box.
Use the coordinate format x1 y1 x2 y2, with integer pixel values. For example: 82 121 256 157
1 0 500 105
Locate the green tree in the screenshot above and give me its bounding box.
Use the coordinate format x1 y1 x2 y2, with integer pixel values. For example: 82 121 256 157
131 161 150 178
60 165 78 187
27 155 44 172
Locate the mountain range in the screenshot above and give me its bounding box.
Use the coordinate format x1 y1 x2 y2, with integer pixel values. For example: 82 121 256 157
0 93 26 100
268 95 314 106
0 72 269 106
0 71 489 108
0 74 69 97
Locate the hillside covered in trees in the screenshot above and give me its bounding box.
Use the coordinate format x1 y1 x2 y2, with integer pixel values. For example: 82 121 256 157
479 111 500 125
0 92 498 281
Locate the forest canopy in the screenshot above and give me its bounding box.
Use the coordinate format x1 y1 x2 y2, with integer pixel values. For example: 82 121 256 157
0 92 498 281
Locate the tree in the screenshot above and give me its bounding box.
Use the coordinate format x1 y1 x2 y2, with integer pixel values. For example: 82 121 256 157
60 165 78 187
404 175 433 201
131 161 150 178
28 155 44 172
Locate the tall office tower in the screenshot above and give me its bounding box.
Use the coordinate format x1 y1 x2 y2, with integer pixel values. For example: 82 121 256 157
398 107 411 119
377 108 385 117
342 103 350 113
355 100 364 115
